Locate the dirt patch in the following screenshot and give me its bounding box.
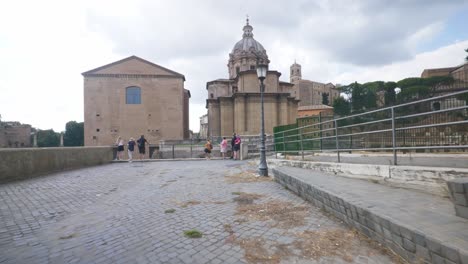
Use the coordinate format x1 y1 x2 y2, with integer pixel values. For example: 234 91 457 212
236 200 310 228
233 192 264 205
225 170 273 184
239 237 281 264
292 229 356 261
293 228 407 263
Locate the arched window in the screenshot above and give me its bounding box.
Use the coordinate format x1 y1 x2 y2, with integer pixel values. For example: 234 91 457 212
126 86 141 104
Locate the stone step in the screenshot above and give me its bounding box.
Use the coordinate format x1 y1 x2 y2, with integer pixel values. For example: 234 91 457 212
272 166 468 264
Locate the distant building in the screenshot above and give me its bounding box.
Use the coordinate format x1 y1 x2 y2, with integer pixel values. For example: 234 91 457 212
289 62 340 114
205 19 299 138
421 63 468 93
0 120 32 148
297 105 334 118
82 56 190 146
421 63 468 111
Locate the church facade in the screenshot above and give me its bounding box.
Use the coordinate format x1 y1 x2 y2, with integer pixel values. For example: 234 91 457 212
82 56 190 146
206 20 299 138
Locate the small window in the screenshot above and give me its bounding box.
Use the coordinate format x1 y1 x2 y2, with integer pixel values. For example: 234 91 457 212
96 129 100 132
96 114 100 117
236 67 240 74
250 65 255 70
126 86 141 104
210 93 214 99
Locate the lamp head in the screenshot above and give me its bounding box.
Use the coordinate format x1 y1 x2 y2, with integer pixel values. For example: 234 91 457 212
256 63 268 80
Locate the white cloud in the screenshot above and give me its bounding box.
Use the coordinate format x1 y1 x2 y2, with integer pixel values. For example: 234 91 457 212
1 0 467 134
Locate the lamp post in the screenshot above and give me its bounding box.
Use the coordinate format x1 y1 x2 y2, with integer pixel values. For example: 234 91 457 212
256 63 268 176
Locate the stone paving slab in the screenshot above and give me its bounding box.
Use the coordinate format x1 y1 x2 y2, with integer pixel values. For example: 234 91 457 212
0 161 401 263
272 166 468 264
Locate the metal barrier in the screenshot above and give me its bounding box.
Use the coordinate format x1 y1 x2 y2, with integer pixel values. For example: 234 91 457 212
271 90 468 165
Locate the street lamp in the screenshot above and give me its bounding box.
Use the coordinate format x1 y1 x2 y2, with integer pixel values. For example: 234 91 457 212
256 63 268 176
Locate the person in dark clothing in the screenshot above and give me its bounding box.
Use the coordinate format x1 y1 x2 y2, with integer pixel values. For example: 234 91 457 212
137 135 149 160
230 133 236 159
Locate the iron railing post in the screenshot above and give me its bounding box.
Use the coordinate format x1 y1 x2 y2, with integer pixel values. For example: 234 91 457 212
282 131 286 159
190 139 193 158
299 127 304 160
391 107 397 165
172 144 175 159
334 119 340 163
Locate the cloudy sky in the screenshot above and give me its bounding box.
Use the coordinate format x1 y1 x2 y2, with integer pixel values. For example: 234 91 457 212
1 0 468 133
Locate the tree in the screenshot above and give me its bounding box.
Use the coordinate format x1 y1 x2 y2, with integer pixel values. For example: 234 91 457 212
384 82 397 106
333 96 351 116
322 93 329 105
64 121 84 146
465 48 468 62
37 129 60 147
396 76 454 103
350 82 376 112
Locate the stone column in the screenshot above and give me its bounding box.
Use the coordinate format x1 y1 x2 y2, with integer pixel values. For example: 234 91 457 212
60 132 64 147
33 133 38 147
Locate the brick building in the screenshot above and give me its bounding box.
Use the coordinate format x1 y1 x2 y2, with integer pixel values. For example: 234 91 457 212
82 56 190 146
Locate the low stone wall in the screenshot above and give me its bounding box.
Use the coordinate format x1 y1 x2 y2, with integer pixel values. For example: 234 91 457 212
447 178 468 219
0 147 113 183
273 168 468 264
269 159 468 197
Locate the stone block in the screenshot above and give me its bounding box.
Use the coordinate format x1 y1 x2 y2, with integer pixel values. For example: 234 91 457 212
447 178 468 193
426 237 442 255
455 205 468 219
392 233 403 247
413 231 426 247
402 238 416 253
383 227 393 241
460 249 468 264
399 226 413 241
453 193 468 206
441 245 460 263
390 222 401 236
430 252 445 264
415 244 431 262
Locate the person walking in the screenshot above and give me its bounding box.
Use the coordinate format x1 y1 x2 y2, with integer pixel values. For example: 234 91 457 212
127 137 136 162
116 136 125 160
220 137 228 159
233 135 241 160
204 139 213 160
137 135 149 160
230 133 237 159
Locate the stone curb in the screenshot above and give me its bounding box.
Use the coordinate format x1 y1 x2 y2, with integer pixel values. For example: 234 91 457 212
269 159 468 197
272 168 468 264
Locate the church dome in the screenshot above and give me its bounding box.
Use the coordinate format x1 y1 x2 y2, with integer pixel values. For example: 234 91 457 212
228 18 269 78
230 19 268 59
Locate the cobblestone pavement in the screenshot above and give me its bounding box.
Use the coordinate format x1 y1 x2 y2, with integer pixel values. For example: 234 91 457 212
0 161 401 264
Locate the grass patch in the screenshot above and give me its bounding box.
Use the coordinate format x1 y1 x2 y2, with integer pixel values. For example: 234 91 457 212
164 209 176 214
183 229 203 238
232 192 241 195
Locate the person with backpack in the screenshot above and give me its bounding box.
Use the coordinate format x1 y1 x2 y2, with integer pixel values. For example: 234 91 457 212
137 135 149 160
233 136 241 160
230 133 237 159
204 139 213 160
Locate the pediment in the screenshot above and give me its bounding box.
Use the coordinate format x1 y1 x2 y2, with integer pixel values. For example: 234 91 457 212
82 56 185 79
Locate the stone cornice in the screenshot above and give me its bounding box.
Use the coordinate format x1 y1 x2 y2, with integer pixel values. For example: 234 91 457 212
83 73 184 79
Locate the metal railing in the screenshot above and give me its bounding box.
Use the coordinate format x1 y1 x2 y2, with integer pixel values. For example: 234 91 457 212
271 90 468 165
